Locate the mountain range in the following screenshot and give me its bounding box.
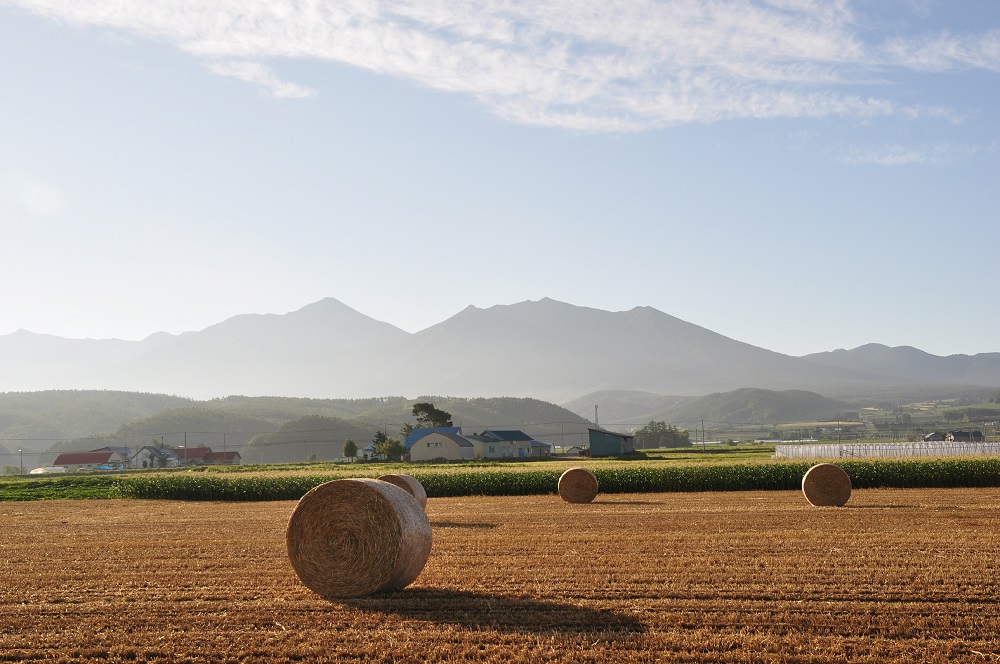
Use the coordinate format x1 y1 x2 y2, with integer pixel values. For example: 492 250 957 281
2 297 998 403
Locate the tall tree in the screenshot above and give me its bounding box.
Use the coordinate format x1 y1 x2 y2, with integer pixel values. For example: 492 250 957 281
411 402 453 428
634 421 691 449
342 439 358 461
372 431 405 461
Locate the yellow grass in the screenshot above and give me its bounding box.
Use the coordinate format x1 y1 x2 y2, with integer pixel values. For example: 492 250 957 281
2 489 999 662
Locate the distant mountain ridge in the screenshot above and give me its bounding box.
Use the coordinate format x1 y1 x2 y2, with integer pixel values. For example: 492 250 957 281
803 344 1000 387
1 297 997 401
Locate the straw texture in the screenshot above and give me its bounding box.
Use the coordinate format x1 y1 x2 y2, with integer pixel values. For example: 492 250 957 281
802 463 852 507
558 467 599 503
377 474 428 509
286 478 432 598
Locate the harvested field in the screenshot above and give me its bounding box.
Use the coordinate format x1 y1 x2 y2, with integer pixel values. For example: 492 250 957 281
1 488 999 662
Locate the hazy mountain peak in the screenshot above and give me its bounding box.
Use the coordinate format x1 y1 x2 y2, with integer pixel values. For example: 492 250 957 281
290 297 359 317
1 296 997 399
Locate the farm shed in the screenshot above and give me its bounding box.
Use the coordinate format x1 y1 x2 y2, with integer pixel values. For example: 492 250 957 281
947 430 985 443
405 427 475 462
92 446 132 459
530 440 554 457
204 451 241 465
51 450 123 471
588 428 635 457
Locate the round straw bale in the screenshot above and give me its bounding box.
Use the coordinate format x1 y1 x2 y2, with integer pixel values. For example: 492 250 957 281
286 478 432 598
558 466 599 503
801 463 852 507
377 474 427 509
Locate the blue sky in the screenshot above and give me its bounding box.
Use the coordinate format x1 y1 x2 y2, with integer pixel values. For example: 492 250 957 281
1 0 997 357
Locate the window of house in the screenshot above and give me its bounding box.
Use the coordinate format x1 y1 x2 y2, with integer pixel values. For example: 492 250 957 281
488 446 495 453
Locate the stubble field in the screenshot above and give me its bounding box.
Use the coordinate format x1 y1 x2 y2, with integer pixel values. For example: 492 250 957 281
1 488 999 662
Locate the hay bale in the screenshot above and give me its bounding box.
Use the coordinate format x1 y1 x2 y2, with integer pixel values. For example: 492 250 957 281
286 478 432 598
802 463 852 507
558 467 598 503
377 474 427 510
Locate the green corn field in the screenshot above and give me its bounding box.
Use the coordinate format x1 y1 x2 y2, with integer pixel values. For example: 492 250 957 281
4 457 1000 502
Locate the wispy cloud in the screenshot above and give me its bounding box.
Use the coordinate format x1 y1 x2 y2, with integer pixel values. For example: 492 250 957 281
205 60 316 99
881 30 1000 73
6 0 999 131
838 142 998 166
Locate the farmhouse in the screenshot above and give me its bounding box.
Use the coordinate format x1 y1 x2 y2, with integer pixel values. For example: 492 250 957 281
467 430 537 459
132 446 181 469
588 428 635 457
405 427 551 461
405 427 475 462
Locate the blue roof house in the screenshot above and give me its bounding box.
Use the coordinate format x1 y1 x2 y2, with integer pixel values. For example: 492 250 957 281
467 430 535 459
405 427 475 462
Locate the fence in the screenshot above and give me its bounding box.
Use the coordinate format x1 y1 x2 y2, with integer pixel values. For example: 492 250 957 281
774 442 1000 460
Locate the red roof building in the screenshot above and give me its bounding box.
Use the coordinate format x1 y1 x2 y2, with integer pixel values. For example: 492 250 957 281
52 450 116 471
174 447 212 464
204 451 241 465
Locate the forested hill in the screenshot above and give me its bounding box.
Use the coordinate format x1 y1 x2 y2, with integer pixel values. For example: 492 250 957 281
567 388 854 427
0 391 592 459
0 391 195 447
661 388 853 426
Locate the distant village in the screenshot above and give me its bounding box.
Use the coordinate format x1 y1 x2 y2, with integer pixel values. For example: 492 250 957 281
29 427 635 474
35 445 243 473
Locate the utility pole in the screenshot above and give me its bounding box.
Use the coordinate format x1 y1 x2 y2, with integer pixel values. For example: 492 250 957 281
18 449 22 476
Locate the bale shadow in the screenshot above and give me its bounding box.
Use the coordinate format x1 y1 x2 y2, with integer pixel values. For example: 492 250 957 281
590 500 660 506
430 521 498 529
339 588 645 637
